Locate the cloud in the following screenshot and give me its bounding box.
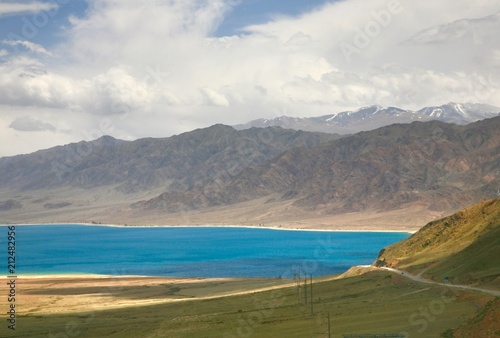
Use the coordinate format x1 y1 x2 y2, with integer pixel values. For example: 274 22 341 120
0 0 499 156
56 0 500 110
9 115 56 132
399 11 500 75
411 12 500 43
64 0 236 65
1 40 53 56
200 87 230 107
0 56 76 108
0 49 8 57
79 67 156 115
0 1 58 16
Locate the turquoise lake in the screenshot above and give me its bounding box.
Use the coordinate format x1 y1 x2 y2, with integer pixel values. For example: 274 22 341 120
3 225 410 278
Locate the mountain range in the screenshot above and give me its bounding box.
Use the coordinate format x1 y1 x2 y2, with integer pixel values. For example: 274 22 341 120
234 102 500 134
136 116 499 216
0 111 498 229
0 125 334 194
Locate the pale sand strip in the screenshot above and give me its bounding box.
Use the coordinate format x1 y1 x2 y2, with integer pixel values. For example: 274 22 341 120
1 271 381 315
0 223 416 233
5 275 292 314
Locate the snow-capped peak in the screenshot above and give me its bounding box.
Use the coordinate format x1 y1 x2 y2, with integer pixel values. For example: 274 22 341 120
234 103 500 134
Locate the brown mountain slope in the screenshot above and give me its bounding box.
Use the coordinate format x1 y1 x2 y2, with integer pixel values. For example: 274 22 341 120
0 125 337 223
452 298 500 338
1 118 498 227
0 125 335 194
375 198 500 289
137 117 499 216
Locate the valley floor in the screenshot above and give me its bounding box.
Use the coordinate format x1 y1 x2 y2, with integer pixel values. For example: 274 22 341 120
1 189 443 232
2 268 498 337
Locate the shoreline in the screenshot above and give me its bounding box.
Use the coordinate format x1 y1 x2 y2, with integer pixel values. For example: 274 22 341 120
1 223 412 280
5 272 340 280
2 274 241 280
0 222 416 234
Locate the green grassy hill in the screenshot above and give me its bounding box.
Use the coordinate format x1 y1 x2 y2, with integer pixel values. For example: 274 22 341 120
375 198 500 289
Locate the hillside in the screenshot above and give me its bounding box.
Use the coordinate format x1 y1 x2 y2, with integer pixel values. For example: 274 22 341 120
0 125 337 225
137 117 500 217
0 117 498 228
0 125 335 213
0 125 334 193
375 198 500 289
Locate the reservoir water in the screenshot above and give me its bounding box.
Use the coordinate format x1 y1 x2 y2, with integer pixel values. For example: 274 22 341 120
3 224 410 278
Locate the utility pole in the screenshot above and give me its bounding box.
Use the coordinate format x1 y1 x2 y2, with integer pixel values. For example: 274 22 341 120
328 312 331 338
304 276 307 305
310 274 313 315
297 270 300 305
294 269 300 305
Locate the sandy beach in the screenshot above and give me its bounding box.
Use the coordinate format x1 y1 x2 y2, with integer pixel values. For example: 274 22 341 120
3 274 293 315
2 222 417 233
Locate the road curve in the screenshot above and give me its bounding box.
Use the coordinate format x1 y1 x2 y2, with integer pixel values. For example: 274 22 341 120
378 266 500 297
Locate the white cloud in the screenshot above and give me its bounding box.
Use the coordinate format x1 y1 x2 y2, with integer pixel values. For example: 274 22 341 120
0 56 75 108
1 40 53 56
79 67 156 115
200 87 230 107
9 115 56 132
0 1 58 16
0 0 499 156
0 49 8 57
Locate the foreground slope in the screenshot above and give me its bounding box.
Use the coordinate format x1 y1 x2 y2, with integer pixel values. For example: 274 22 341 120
10 270 497 337
375 198 500 289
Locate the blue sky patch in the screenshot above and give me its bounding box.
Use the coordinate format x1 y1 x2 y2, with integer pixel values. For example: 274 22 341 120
215 0 331 36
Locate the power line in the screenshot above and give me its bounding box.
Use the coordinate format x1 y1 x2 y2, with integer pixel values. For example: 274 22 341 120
310 274 314 315
328 312 331 338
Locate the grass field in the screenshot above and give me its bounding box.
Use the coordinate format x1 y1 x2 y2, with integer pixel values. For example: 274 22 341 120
2 269 496 337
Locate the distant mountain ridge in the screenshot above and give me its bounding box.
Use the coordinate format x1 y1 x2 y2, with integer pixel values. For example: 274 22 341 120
0 125 335 194
136 116 500 215
234 102 500 134
0 115 498 228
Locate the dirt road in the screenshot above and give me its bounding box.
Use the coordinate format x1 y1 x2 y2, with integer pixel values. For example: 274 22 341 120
379 267 500 297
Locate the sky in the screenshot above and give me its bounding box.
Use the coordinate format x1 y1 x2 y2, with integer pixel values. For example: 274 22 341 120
0 0 499 156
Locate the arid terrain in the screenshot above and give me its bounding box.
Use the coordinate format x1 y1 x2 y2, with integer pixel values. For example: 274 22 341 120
2 117 498 231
